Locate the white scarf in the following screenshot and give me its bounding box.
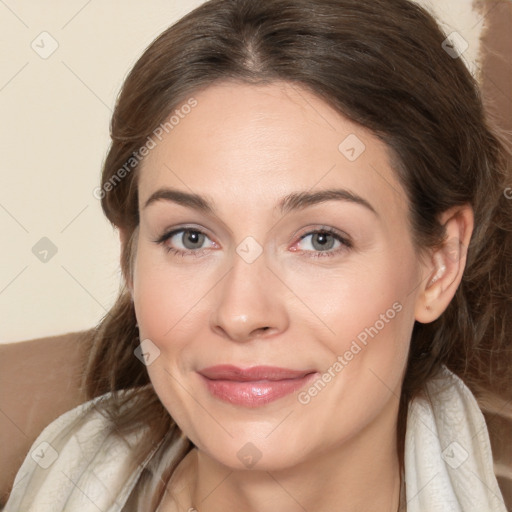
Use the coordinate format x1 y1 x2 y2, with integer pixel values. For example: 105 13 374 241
404 365 507 511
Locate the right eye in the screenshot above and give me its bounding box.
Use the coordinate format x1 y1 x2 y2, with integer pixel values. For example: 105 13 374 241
154 228 217 257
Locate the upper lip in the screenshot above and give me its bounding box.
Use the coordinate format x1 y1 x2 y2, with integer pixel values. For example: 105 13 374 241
198 365 316 381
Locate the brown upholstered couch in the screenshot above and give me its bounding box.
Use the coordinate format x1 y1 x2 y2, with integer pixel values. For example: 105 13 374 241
0 331 90 507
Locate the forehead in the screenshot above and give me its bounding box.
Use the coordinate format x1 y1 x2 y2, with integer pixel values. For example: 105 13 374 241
137 81 407 222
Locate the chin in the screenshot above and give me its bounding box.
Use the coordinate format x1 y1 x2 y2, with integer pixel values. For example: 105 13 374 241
192 430 314 473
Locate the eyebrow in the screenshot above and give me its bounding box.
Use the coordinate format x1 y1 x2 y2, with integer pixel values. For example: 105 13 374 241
143 187 378 216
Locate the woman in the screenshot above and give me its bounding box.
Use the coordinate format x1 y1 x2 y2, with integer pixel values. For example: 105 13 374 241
5 0 511 510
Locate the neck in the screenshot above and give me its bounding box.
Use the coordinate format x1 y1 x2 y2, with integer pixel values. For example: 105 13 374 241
163 398 402 512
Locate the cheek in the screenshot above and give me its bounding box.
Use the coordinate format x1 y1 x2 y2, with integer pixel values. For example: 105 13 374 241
131 248 207 432
132 245 212 345
289 256 417 443
284 252 417 377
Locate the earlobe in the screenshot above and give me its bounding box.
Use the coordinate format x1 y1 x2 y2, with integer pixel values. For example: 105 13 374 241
414 204 473 323
415 252 448 322
414 244 459 323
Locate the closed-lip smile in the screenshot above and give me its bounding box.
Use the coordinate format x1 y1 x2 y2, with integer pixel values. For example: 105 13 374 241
197 365 318 407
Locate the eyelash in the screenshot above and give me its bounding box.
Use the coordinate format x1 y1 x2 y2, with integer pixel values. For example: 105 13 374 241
153 226 352 259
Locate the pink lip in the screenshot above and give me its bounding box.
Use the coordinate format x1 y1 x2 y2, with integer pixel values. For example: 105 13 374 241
198 365 318 407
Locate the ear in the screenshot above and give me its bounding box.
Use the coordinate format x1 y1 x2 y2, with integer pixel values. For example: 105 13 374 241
414 204 474 323
119 226 134 298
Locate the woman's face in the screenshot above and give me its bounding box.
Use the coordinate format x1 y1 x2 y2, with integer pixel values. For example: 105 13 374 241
131 81 426 470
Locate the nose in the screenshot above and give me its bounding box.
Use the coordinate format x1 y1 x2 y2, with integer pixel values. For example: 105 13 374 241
209 250 289 343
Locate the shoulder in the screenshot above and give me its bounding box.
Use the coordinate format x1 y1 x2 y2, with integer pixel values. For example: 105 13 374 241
3 391 148 512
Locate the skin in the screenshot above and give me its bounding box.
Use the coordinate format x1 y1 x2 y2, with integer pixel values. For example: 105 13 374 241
120 81 473 512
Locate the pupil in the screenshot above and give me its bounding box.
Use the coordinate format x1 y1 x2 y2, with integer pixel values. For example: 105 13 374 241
184 230 204 249
313 233 334 251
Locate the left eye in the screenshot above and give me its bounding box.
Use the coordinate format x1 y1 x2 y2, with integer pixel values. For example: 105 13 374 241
294 230 351 255
172 229 210 250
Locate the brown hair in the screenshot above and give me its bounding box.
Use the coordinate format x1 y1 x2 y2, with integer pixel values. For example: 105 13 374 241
83 0 512 509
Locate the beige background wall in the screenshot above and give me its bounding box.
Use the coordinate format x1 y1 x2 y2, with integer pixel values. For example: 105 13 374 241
0 0 488 343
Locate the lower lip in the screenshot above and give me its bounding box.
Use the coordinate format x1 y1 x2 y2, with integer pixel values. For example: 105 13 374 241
199 373 318 407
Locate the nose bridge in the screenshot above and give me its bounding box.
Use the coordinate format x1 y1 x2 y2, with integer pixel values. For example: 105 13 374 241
210 240 288 341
